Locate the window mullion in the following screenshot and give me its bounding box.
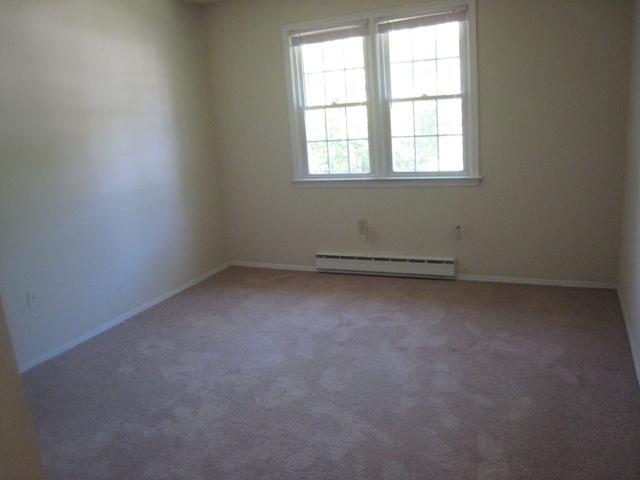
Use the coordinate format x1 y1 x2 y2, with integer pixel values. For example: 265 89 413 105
341 41 352 174
410 33 417 172
459 9 478 178
370 28 392 178
322 107 330 174
320 47 331 175
292 44 309 178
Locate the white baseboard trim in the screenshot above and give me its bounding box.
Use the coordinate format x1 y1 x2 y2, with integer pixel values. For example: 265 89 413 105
616 287 640 388
230 261 617 289
456 274 617 290
18 259 620 374
19 262 232 373
231 261 316 272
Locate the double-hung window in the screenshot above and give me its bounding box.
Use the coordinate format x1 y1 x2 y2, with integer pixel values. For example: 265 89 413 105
283 0 479 187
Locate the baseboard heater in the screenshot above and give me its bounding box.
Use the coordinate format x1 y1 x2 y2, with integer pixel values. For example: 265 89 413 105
316 253 456 280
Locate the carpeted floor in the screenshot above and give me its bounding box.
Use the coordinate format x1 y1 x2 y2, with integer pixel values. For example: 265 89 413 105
22 267 640 479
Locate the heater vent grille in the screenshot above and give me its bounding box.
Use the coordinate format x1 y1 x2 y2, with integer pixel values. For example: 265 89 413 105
316 253 455 279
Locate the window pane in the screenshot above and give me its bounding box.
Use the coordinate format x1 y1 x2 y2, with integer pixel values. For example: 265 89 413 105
326 108 347 140
386 19 465 176
413 60 437 97
345 68 366 103
305 110 326 141
412 26 436 61
304 110 327 141
323 40 345 71
300 34 370 177
343 37 364 68
328 141 349 173
416 137 438 171
325 70 347 104
389 29 412 63
437 58 461 95
346 105 368 139
301 43 325 73
392 137 415 172
304 73 326 106
349 140 370 173
390 62 414 99
390 101 414 137
301 36 366 107
308 142 329 174
438 98 462 135
436 22 460 58
439 135 463 171
415 100 437 136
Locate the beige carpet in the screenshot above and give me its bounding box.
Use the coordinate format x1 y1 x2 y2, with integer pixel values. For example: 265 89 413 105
22 267 640 479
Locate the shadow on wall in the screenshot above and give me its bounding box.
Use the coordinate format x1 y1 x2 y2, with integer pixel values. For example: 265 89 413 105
0 0 221 368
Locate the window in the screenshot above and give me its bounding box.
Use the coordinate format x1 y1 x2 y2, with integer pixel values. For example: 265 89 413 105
283 0 479 187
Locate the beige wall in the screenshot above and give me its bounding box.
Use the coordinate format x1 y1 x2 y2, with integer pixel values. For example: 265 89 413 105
206 0 631 285
0 303 46 479
0 0 226 368
619 0 640 385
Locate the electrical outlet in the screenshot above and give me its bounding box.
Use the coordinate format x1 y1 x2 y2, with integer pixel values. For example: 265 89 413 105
27 290 40 309
358 219 368 235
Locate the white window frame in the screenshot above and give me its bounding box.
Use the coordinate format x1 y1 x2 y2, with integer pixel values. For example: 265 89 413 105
283 0 480 188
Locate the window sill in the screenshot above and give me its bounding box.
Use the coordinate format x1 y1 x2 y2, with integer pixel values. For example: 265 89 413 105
292 176 482 188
